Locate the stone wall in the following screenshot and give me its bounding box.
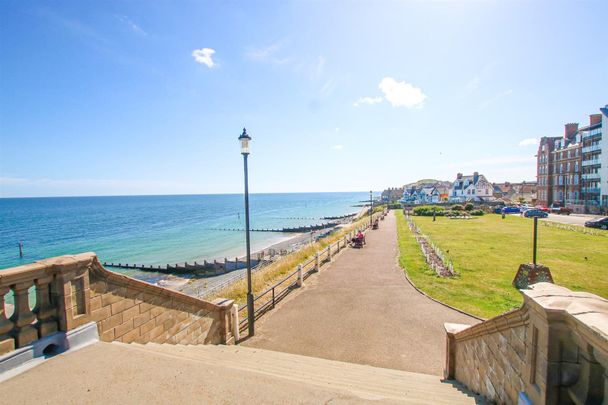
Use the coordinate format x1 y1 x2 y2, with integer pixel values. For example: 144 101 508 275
0 253 234 355
445 283 608 405
445 309 528 404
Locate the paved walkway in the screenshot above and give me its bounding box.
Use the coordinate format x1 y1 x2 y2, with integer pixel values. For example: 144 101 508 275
243 210 479 376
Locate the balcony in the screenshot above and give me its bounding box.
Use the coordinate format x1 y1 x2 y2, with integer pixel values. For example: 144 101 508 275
581 187 601 194
581 128 602 140
582 144 601 153
582 173 601 181
582 159 601 167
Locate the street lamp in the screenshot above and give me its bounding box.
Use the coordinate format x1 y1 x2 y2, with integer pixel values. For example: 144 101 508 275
239 127 254 337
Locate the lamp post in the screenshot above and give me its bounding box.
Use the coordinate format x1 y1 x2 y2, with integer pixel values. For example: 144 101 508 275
369 190 373 228
238 128 254 337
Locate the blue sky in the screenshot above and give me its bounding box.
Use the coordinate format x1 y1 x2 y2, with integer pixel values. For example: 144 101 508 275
1 0 606 197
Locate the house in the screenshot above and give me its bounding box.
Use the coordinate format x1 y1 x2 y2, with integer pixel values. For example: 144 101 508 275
401 185 440 204
381 187 405 203
449 172 494 202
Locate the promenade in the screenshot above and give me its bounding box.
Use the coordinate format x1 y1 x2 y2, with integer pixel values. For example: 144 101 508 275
243 210 479 376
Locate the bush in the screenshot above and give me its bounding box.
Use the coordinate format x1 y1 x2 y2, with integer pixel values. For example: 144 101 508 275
413 205 445 216
470 209 484 216
451 204 463 211
464 203 474 211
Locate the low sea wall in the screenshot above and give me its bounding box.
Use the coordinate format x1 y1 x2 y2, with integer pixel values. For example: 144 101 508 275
0 253 235 355
445 283 608 404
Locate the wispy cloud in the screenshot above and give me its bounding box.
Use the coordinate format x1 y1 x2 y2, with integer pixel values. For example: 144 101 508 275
378 77 427 108
477 89 513 111
518 138 538 147
353 96 383 107
442 155 535 169
464 77 481 93
116 15 147 36
192 48 216 68
310 55 325 80
331 144 344 151
245 40 291 65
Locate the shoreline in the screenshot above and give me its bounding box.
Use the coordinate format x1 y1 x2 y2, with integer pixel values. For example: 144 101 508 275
154 228 334 293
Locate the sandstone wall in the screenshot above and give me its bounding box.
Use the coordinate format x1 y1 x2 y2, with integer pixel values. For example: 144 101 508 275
445 283 608 405
0 253 234 355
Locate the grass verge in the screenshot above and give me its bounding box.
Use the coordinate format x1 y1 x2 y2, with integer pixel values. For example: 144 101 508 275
395 210 608 318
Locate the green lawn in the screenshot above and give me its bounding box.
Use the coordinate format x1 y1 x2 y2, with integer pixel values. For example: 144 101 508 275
395 211 608 319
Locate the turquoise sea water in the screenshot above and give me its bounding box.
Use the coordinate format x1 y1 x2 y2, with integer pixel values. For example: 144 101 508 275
0 193 367 272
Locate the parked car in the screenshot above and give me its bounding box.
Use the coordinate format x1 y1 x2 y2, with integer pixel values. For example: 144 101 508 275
535 206 550 213
501 206 521 214
549 204 572 215
584 217 608 230
522 209 549 218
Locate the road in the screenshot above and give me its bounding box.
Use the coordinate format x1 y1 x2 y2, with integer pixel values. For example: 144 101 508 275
541 213 604 227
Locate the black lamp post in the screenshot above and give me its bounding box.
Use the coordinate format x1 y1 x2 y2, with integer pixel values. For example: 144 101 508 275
369 190 373 228
238 128 254 336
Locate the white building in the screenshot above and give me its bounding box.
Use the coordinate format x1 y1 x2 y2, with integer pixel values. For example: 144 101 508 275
449 172 494 202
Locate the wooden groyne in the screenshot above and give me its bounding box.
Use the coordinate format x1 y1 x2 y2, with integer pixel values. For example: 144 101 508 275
104 256 264 277
209 222 339 233
322 213 357 220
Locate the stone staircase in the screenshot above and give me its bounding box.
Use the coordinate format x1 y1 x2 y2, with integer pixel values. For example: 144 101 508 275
122 342 482 404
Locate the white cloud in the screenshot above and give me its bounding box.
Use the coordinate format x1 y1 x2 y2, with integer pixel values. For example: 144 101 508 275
478 89 513 111
116 15 147 36
311 55 325 80
378 77 427 108
518 138 538 147
245 40 292 65
331 144 344 150
192 48 216 68
465 77 481 93
353 96 383 107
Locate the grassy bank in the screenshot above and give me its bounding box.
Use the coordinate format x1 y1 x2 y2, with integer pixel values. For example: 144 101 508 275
395 210 608 318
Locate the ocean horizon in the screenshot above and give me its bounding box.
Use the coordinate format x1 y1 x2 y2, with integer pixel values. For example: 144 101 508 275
0 192 369 274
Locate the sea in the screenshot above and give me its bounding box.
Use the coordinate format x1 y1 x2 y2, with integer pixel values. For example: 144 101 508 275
0 193 368 278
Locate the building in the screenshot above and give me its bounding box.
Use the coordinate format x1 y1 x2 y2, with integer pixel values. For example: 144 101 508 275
381 187 404 203
492 181 537 203
580 110 606 212
401 185 440 204
536 105 608 213
551 124 582 211
449 172 493 202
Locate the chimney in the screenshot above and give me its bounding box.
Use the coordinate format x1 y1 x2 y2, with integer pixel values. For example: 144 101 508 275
564 123 578 140
590 114 602 126
456 173 463 180
473 171 479 183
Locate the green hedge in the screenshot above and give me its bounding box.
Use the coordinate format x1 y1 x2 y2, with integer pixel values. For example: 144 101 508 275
413 206 445 216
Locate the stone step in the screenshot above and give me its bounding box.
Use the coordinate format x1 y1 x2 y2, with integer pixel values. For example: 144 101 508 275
122 343 481 404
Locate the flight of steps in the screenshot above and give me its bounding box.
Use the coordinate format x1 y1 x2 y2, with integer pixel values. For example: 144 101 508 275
121 342 484 404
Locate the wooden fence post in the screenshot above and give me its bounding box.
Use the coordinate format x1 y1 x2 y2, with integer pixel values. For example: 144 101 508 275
327 245 332 262
297 265 304 287
315 252 320 271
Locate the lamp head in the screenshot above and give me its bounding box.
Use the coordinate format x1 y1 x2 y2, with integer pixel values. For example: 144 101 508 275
238 127 252 155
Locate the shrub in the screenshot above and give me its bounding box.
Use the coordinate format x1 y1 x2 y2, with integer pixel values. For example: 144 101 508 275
464 203 474 211
413 205 445 216
470 209 484 216
451 204 463 211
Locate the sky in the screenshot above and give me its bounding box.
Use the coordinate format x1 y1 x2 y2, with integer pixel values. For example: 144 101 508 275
1 0 606 197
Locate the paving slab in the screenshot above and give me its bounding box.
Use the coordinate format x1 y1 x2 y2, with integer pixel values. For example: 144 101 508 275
243 210 480 376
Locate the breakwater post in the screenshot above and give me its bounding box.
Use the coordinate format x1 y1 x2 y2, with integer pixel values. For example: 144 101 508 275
297 264 304 287
18 241 23 258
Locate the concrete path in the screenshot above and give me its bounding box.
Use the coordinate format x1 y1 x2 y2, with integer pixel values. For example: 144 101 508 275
243 210 479 376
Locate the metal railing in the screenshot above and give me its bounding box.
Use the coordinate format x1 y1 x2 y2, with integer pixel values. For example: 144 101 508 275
582 144 601 153
236 210 387 332
582 159 601 167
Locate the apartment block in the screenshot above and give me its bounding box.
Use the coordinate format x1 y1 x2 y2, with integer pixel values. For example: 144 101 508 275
536 105 608 214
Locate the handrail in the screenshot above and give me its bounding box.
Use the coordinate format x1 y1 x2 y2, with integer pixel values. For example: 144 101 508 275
236 209 387 331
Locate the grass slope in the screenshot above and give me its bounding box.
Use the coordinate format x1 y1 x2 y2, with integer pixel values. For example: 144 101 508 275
395 210 608 318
